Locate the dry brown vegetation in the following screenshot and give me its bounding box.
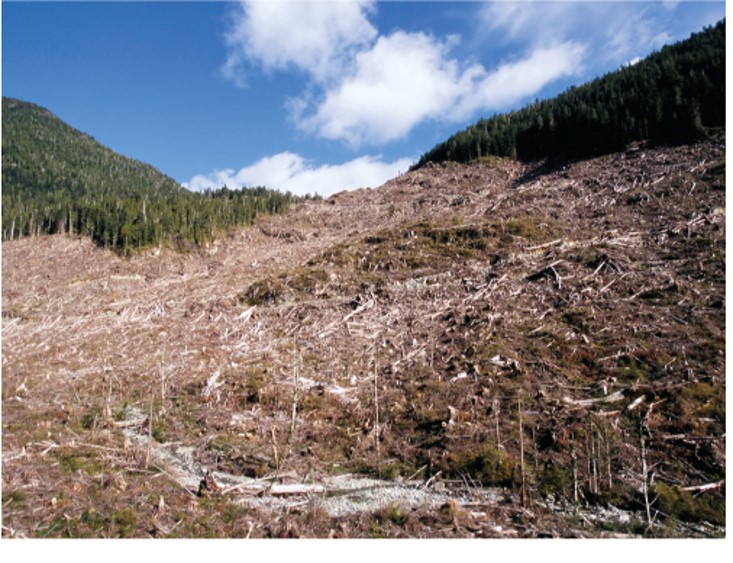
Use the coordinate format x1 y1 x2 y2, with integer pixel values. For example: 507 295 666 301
2 137 725 538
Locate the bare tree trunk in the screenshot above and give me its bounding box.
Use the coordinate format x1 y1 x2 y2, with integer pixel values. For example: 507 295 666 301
271 427 280 470
590 418 598 495
103 373 113 420
159 361 166 404
288 348 299 446
518 394 527 508
571 434 579 506
639 411 653 530
374 347 381 478
145 395 153 470
604 425 613 490
531 424 539 474
585 421 593 494
493 397 501 447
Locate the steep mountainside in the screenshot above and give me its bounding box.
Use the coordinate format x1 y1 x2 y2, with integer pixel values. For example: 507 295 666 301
413 20 725 168
2 136 725 538
2 98 297 251
2 97 184 199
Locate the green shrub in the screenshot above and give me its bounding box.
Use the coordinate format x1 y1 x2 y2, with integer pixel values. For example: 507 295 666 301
538 465 573 499
283 267 328 294
152 419 169 443
240 278 287 306
445 443 518 487
111 508 139 537
80 404 102 430
385 503 408 527
58 450 100 475
653 482 725 526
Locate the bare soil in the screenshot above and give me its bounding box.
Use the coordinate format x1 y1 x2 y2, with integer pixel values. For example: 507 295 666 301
2 137 725 538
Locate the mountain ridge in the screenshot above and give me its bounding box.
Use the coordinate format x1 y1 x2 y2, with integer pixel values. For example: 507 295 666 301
2 97 298 252
413 19 725 169
2 96 184 197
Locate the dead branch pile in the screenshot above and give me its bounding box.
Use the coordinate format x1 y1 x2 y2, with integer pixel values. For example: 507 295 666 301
2 137 725 538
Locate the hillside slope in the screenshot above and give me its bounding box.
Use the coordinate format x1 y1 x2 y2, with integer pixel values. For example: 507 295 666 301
413 20 725 168
2 97 184 198
2 137 725 538
2 98 297 251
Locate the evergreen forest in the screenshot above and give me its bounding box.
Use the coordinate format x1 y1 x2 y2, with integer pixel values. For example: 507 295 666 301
412 20 725 169
2 97 305 253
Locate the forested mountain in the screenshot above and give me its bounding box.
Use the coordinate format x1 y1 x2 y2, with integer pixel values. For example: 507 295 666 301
2 97 299 253
413 20 725 169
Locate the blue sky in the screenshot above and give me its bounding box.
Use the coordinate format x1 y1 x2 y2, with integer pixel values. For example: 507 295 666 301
2 1 726 196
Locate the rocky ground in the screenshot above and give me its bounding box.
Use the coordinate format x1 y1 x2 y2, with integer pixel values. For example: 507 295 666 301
2 137 725 538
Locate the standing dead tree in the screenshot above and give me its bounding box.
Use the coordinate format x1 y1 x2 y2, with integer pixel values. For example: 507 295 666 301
637 404 658 531
570 433 579 506
373 344 381 478
288 346 300 446
518 393 527 508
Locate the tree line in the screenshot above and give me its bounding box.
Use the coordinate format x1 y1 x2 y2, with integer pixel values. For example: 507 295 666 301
2 98 314 253
2 184 302 252
412 20 725 169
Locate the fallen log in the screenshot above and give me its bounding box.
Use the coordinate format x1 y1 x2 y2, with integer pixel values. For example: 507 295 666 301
562 389 625 407
525 239 564 252
681 480 725 493
270 483 326 496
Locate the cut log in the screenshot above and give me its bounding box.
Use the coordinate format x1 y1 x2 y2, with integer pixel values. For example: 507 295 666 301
681 480 725 493
562 390 625 407
270 483 326 496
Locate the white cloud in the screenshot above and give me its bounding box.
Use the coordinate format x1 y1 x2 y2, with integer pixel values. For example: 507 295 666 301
605 10 672 62
298 32 584 146
222 0 377 85
464 42 586 113
479 1 676 64
184 152 412 197
480 1 569 45
297 31 481 146
222 1 587 147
